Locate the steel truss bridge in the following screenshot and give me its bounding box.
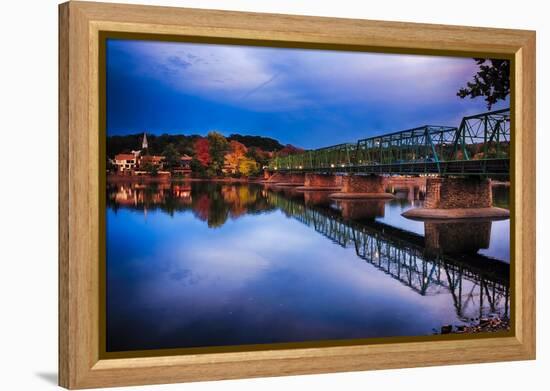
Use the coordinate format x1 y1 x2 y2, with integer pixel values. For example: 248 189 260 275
268 192 510 321
268 108 510 177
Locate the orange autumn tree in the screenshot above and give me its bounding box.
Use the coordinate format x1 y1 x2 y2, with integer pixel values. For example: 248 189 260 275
224 140 247 174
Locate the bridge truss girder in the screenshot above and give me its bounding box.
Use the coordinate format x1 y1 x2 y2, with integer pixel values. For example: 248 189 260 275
268 108 511 177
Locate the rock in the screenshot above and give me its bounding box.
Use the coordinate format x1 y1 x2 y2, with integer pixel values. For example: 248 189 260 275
441 325 453 334
479 318 491 327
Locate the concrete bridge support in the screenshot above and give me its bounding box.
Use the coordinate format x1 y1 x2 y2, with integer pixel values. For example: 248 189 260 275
296 173 342 191
330 174 394 200
403 177 509 220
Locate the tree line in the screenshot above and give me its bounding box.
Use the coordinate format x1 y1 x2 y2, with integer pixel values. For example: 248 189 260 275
107 132 304 177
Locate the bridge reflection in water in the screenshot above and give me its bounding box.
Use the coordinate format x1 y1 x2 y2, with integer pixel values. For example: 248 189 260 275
107 181 510 324
268 190 509 322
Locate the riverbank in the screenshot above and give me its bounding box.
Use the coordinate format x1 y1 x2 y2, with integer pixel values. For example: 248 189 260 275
107 175 260 183
436 315 510 335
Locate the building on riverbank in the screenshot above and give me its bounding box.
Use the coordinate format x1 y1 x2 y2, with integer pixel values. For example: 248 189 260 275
110 133 196 177
114 153 138 173
173 154 193 176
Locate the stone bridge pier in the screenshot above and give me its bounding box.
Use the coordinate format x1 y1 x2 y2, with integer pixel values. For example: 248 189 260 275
403 177 509 220
330 174 394 200
296 173 342 191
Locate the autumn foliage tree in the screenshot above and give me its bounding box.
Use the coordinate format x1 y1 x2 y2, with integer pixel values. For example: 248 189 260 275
276 144 304 157
238 157 259 176
225 140 248 174
187 132 301 178
194 138 211 167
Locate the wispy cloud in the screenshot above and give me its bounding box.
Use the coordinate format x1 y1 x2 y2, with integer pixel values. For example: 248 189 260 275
114 40 485 112
241 72 281 100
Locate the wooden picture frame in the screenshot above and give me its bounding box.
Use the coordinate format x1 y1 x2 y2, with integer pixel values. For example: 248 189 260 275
59 1 536 389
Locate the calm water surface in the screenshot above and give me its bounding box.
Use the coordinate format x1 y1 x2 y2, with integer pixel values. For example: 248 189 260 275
106 181 510 352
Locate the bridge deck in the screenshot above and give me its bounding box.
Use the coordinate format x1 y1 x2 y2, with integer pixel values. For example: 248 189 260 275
277 158 509 176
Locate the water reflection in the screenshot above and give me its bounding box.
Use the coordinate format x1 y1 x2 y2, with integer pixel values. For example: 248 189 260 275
108 181 275 227
267 191 509 320
106 180 510 352
337 200 386 220
424 221 491 255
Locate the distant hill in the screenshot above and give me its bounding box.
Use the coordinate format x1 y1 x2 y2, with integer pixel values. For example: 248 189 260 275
227 134 284 152
107 133 293 158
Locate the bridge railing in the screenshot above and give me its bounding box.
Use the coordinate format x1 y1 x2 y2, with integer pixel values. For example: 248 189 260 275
270 143 357 171
267 108 510 175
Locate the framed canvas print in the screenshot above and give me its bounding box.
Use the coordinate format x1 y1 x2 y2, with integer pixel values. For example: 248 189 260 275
59 1 536 389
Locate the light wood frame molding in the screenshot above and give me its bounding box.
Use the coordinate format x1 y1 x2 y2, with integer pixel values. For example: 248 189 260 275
59 1 536 389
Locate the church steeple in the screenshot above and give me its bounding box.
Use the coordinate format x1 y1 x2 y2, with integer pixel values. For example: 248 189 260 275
142 132 148 150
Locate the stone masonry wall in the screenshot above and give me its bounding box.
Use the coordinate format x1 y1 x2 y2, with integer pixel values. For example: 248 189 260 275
267 172 284 182
342 175 385 193
425 177 492 209
424 178 443 208
304 173 342 187
287 173 305 184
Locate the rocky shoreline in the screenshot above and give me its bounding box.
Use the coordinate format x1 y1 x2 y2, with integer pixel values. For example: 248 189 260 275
436 315 510 335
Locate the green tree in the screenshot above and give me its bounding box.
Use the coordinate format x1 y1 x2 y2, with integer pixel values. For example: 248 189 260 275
457 58 510 109
143 162 158 176
207 131 229 175
246 147 269 168
162 143 180 170
190 158 207 177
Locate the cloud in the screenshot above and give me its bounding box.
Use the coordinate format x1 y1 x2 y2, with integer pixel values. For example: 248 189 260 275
107 39 509 146
114 40 299 111
115 40 482 112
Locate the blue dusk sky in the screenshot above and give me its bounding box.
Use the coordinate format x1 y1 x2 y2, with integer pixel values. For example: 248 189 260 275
106 39 509 149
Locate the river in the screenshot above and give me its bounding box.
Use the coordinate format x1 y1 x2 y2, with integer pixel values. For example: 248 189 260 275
106 180 510 352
